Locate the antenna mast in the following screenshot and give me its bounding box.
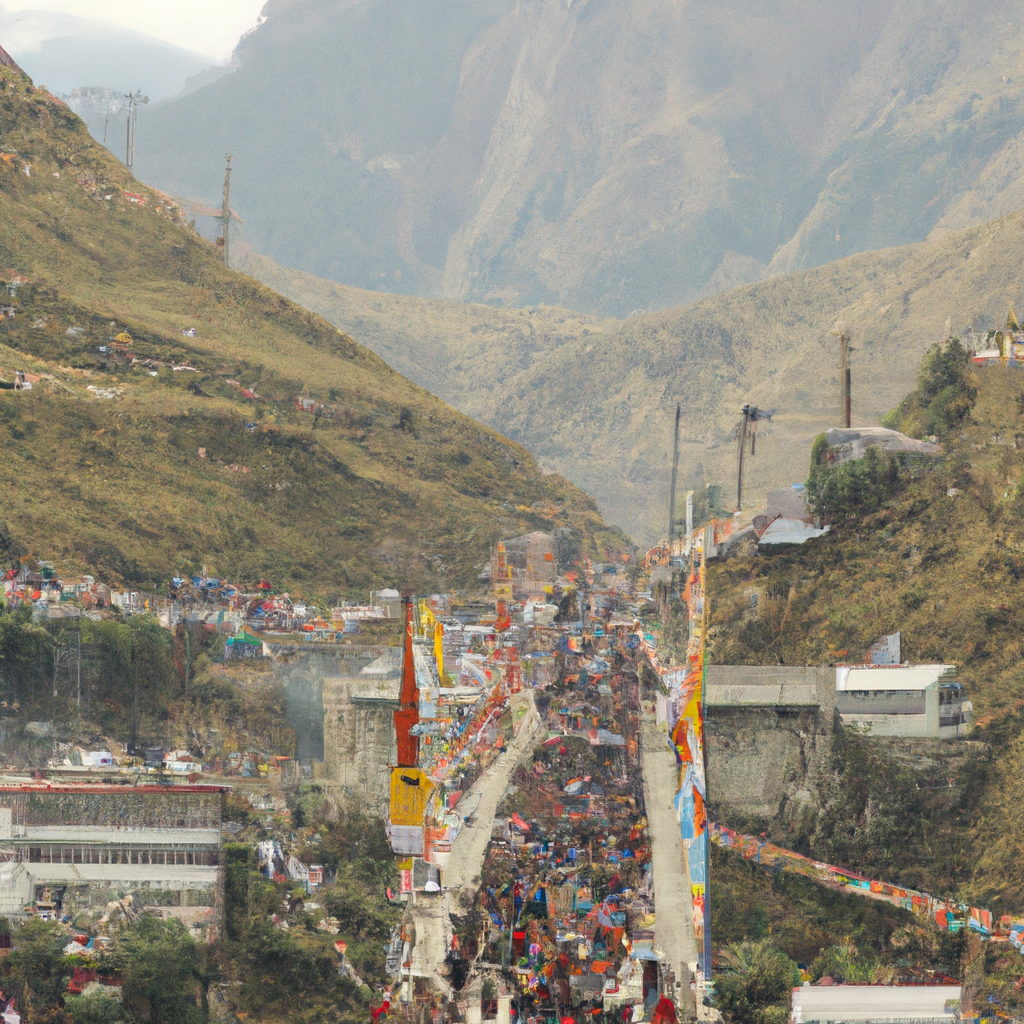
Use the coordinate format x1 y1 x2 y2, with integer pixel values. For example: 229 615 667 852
668 404 681 546
123 90 149 173
221 155 233 266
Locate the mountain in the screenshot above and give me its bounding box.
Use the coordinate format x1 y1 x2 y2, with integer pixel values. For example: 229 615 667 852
242 206 1024 544
706 363 1024 914
136 0 1024 317
0 57 627 595
0 7 211 100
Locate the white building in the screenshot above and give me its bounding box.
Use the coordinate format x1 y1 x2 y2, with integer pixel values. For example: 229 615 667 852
835 665 970 739
0 783 226 919
791 984 960 1023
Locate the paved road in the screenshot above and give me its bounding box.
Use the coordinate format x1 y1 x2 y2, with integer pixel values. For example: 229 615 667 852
409 690 543 990
641 716 699 1018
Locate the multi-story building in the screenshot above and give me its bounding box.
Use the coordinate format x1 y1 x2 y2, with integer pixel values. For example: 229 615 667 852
0 783 226 920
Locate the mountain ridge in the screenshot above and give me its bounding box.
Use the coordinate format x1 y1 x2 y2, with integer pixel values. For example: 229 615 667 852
132 0 1024 317
241 206 1024 544
0 58 627 595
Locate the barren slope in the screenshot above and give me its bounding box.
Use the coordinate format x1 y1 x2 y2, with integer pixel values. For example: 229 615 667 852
244 211 1024 544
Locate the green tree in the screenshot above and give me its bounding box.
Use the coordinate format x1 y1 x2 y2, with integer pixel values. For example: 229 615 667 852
111 916 205 1024
806 441 904 523
716 940 799 1024
0 606 55 712
9 918 70 1010
883 338 977 439
125 616 173 752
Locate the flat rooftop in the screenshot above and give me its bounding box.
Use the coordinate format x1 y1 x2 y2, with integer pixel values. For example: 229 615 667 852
836 665 956 692
706 666 828 708
791 984 960 1023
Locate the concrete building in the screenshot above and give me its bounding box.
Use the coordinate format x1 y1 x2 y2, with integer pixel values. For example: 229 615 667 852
750 488 830 547
0 783 226 918
791 984 960 1023
835 665 971 739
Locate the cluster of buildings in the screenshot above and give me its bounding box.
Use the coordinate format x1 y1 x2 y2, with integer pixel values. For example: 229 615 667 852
3 555 400 643
474 627 663 1020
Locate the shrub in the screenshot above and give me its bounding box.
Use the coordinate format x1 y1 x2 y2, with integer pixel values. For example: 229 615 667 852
806 441 905 522
883 338 976 439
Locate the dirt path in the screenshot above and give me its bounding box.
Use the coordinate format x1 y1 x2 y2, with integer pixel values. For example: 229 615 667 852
445 690 542 902
408 691 543 991
641 716 698 1018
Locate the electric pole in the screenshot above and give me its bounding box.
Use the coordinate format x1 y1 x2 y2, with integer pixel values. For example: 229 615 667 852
668 404 681 547
736 404 775 511
221 155 233 266
832 324 852 427
123 91 149 173
737 403 751 511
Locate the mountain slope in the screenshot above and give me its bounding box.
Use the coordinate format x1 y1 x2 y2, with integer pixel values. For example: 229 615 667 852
0 59 626 594
135 0 1024 316
707 364 1024 914
243 207 1024 544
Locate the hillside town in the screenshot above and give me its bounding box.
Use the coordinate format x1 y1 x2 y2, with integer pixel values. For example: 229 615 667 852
7 12 1024 1023
0 397 1005 1024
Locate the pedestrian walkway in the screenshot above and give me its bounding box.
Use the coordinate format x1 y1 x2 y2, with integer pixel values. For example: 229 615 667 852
409 691 543 992
641 717 698 1019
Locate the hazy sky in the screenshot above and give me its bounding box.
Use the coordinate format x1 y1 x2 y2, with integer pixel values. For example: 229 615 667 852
2 0 266 61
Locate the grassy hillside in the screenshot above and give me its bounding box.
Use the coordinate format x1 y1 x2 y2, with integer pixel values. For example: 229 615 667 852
707 362 1024 912
0 63 627 596
243 209 1024 544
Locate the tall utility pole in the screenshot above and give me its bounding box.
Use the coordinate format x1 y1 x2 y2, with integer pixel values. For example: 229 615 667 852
737 403 752 511
123 90 149 173
667 404 681 547
221 155 233 266
833 324 852 427
736 404 774 511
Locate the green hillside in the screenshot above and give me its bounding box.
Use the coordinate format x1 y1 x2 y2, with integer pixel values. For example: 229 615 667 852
707 360 1024 913
0 64 627 595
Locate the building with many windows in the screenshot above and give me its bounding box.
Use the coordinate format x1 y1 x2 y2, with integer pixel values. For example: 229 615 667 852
0 783 227 919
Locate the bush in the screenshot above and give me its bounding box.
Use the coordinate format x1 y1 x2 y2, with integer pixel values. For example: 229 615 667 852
806 441 905 523
883 338 977 439
810 942 878 983
65 993 124 1024
9 918 69 1008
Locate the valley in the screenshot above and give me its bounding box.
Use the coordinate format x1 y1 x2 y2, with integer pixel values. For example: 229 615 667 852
2 9 1024 1024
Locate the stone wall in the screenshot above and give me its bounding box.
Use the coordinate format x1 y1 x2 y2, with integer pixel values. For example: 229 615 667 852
705 704 835 823
317 647 401 809
240 647 404 809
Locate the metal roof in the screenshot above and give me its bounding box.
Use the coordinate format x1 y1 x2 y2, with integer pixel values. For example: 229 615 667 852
836 665 956 692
